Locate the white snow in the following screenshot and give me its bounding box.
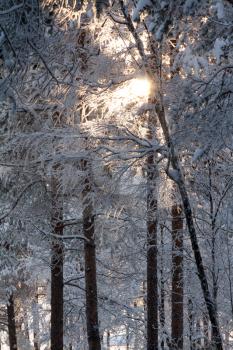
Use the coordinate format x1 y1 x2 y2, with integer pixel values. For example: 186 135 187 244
216 1 224 19
0 32 5 47
132 0 151 21
168 169 180 182
213 38 227 64
192 148 205 163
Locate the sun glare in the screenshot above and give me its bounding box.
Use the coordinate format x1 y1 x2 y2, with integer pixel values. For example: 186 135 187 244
107 77 151 115
114 78 151 101
129 78 151 98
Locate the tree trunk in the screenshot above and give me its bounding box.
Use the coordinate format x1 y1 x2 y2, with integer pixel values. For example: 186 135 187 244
126 323 130 350
203 312 209 349
188 299 195 350
7 293 17 350
82 160 101 350
171 204 184 350
159 226 165 350
32 292 40 350
50 176 64 350
154 104 222 350
23 310 30 342
196 319 201 349
208 162 219 348
225 326 230 350
146 150 158 350
106 331 110 350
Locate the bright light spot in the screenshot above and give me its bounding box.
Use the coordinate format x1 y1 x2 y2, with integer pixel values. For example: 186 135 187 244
106 77 151 116
129 78 151 98
179 44 186 52
201 16 208 23
113 78 151 101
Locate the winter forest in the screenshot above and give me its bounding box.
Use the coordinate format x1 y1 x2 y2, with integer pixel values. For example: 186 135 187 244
0 0 233 350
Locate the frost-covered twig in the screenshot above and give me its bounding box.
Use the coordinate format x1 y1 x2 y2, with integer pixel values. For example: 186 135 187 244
0 180 44 223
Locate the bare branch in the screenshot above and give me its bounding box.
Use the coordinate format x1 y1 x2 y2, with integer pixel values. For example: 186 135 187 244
0 180 44 223
0 3 24 16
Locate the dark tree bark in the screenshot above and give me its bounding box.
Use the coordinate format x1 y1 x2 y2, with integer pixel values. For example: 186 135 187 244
159 226 166 350
154 105 222 349
146 151 158 350
171 204 184 350
7 293 17 350
82 160 101 350
95 0 109 16
196 319 201 349
208 161 219 348
119 7 222 347
50 177 64 350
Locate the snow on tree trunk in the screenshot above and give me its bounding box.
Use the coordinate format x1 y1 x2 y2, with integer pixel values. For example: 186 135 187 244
120 2 223 347
155 104 223 350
